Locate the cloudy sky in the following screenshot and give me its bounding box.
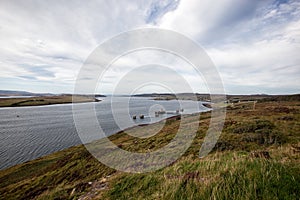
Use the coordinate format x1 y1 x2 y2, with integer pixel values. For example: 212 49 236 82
0 0 299 94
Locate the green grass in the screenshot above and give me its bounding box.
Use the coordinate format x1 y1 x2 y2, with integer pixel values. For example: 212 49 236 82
0 101 299 199
107 153 299 200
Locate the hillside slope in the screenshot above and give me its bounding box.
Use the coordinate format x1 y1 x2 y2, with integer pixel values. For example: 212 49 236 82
0 101 299 199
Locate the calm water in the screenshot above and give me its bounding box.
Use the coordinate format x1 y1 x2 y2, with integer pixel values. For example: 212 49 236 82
0 97 208 169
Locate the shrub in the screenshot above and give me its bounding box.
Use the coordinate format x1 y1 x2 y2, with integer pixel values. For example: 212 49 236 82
232 120 287 145
232 120 275 134
255 128 286 145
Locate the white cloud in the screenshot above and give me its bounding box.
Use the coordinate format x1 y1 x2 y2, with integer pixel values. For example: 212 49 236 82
0 0 299 94
96 49 208 94
0 0 151 93
157 0 300 94
158 0 266 42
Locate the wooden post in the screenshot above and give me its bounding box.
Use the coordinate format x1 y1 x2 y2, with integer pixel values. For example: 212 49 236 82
253 101 257 110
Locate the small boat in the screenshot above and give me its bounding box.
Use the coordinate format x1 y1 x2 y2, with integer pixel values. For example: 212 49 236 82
132 115 137 120
139 115 144 119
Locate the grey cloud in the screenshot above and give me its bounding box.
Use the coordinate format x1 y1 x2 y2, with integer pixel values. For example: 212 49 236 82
18 75 37 80
19 64 56 78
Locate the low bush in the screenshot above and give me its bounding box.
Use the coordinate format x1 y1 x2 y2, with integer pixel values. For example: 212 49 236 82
232 119 275 134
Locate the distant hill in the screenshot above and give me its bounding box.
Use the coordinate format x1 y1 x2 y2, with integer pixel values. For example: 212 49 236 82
256 94 300 102
0 90 106 97
133 93 300 102
0 90 53 97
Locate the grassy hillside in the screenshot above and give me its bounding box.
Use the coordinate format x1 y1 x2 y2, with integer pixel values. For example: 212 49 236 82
0 101 299 199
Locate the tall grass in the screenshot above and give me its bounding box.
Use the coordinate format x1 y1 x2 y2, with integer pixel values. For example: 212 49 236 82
108 153 300 200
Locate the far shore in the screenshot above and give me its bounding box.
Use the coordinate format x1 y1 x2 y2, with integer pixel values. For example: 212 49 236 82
0 95 101 108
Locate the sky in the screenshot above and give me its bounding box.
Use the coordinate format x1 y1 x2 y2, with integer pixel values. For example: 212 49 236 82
0 0 299 94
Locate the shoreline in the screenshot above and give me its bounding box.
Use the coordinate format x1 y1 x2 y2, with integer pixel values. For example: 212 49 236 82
0 95 101 108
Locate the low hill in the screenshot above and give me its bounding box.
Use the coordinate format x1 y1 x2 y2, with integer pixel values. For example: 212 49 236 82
0 95 100 107
134 93 300 102
0 90 52 97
